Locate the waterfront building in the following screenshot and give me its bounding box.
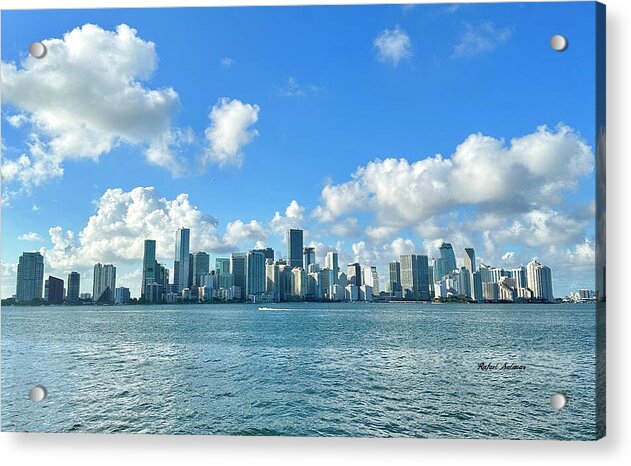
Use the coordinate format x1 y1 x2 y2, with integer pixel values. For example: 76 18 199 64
439 243 457 274
325 251 339 282
245 249 266 297
387 261 402 298
79 292 92 300
347 263 362 287
93 263 116 304
278 264 293 301
215 258 230 275
472 271 483 301
173 228 190 293
509 267 527 289
291 267 306 298
158 264 169 291
482 282 499 302
464 247 476 273
526 260 554 302
400 254 430 300
141 239 157 300
286 229 304 269
16 251 44 302
115 287 131 305
230 252 246 297
67 271 81 303
47 276 64 305
303 247 316 271
433 257 445 280
345 284 359 302
266 260 280 301
192 251 210 287
359 284 373 302
458 266 472 298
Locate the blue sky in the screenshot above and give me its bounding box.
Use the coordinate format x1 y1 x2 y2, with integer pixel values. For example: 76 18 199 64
1 2 599 297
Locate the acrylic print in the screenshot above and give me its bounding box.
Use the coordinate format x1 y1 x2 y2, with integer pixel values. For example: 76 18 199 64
1 2 605 439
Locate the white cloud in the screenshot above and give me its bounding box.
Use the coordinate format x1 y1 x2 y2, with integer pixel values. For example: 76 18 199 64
221 57 235 67
493 209 587 248
373 26 412 65
224 219 268 246
279 77 322 97
17 232 43 241
1 24 189 190
41 186 229 270
314 125 593 234
453 22 512 58
270 200 305 234
202 98 260 167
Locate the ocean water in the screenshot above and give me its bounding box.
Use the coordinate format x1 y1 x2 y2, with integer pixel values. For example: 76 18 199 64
1 303 598 439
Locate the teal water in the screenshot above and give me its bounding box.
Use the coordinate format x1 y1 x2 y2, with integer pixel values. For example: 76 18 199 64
1 303 598 438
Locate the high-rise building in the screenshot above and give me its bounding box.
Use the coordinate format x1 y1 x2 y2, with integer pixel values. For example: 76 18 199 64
325 251 339 281
47 276 64 304
346 263 362 287
303 247 316 271
188 253 194 289
439 243 457 274
230 252 246 296
472 271 483 301
16 251 44 302
93 263 116 303
509 267 528 289
192 252 210 287
458 266 472 298
388 261 402 297
259 247 274 262
115 287 131 305
363 266 380 293
215 258 230 275
141 239 157 299
158 264 169 291
400 254 430 300
291 267 306 298
286 229 304 269
266 260 280 301
526 260 554 302
174 228 190 293
245 249 266 297
464 248 476 273
67 271 80 303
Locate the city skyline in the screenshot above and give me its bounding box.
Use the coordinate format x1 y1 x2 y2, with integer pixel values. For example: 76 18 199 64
8 225 569 304
1 4 597 298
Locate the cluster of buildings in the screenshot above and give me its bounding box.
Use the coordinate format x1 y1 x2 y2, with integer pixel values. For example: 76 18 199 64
385 243 554 303
10 228 558 305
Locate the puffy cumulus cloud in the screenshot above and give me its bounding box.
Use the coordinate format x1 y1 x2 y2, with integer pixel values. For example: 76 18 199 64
314 125 593 233
224 219 268 246
373 26 412 65
331 217 360 238
203 98 260 167
1 261 18 298
270 200 306 234
17 232 43 241
41 186 229 270
492 209 587 248
452 22 512 58
1 24 190 190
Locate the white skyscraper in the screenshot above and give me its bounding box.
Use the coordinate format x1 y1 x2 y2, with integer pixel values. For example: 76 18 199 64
174 228 190 293
93 263 116 303
526 260 554 302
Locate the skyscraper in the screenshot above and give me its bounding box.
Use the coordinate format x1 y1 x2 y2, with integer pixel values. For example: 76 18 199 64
47 276 64 305
230 252 246 296
67 271 80 303
245 249 266 297
400 254 430 300
93 263 116 303
464 248 476 273
526 260 554 302
325 251 339 285
141 239 157 299
439 243 457 274
192 251 210 287
388 261 402 297
303 247 316 271
16 251 44 302
286 229 304 269
347 263 362 287
174 228 190 293
215 258 230 275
